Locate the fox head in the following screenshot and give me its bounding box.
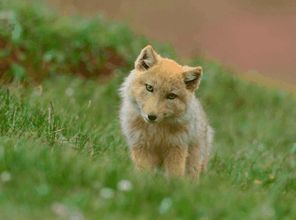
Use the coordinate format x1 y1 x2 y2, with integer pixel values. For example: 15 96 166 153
130 45 203 123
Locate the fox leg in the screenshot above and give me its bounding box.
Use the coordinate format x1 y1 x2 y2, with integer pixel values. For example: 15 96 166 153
164 146 188 177
186 144 208 179
131 146 160 171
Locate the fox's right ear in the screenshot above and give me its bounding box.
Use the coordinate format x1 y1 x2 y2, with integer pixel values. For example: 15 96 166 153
183 66 203 91
135 45 159 71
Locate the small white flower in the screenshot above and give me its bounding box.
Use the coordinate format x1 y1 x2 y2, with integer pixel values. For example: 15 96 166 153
51 202 68 217
0 171 11 182
70 211 84 220
117 179 133 192
52 202 84 220
100 187 114 199
159 197 172 214
259 202 275 219
65 88 74 97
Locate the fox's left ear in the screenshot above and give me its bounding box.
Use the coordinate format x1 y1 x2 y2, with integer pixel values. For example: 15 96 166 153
182 66 203 91
135 45 159 71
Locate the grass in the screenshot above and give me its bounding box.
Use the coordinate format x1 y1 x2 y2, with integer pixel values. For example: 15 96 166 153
0 1 296 220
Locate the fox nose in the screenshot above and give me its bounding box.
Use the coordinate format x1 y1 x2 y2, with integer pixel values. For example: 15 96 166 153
147 114 157 121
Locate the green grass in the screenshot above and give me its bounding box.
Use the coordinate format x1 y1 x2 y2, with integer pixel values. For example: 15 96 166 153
0 1 296 220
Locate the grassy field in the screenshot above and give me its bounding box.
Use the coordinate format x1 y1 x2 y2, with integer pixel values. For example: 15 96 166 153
0 1 296 220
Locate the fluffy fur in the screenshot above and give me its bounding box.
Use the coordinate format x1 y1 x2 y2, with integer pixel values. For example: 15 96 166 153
119 45 213 178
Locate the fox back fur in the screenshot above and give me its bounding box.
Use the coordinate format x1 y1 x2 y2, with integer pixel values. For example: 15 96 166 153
119 45 213 178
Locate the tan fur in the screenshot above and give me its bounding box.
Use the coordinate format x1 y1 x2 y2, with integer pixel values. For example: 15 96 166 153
119 45 214 178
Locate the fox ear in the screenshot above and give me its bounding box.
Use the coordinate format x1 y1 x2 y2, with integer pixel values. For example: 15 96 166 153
183 66 203 91
135 45 159 71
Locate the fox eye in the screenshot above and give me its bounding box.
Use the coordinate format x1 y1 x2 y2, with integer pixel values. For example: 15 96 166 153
145 84 153 92
167 93 177 100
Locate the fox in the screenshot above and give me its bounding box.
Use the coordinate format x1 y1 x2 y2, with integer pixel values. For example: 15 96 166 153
119 45 213 178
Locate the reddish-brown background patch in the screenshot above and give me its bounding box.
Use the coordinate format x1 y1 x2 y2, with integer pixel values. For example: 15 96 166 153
46 0 296 88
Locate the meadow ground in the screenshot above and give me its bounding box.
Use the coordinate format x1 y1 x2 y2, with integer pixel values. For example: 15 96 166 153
0 1 296 220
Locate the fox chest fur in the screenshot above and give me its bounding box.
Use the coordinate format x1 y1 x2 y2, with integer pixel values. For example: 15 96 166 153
128 114 190 148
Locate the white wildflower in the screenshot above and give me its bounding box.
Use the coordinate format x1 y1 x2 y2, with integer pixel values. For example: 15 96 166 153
0 171 11 182
258 202 275 219
70 211 84 220
159 197 172 214
100 187 114 199
51 202 84 220
65 87 74 97
51 202 68 217
117 179 133 192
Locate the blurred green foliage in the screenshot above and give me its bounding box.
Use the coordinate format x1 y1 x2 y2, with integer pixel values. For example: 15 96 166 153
0 0 173 83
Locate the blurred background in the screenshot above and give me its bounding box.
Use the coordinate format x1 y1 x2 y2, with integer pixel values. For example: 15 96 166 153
46 0 296 89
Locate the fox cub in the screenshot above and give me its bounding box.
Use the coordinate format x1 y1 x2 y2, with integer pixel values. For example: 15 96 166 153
120 45 213 178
